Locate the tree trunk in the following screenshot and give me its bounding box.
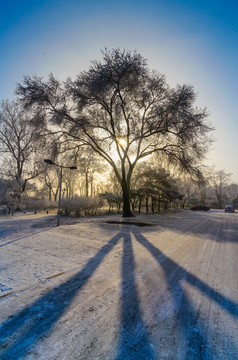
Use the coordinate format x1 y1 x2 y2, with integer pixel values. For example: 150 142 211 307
49 186 52 201
157 195 161 213
117 203 121 213
90 175 93 197
151 196 155 213
146 196 149 213
15 193 21 211
85 172 89 197
54 188 59 202
121 180 134 217
15 176 23 210
131 200 135 211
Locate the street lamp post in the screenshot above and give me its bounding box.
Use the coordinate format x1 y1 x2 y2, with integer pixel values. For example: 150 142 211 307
44 159 77 226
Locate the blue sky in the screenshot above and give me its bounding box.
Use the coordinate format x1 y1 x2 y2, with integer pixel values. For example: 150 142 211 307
1 0 238 181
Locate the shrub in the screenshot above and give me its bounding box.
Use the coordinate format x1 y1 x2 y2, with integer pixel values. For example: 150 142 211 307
22 198 58 212
61 196 103 216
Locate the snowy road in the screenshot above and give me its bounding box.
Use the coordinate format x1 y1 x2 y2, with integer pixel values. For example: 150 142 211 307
0 210 238 359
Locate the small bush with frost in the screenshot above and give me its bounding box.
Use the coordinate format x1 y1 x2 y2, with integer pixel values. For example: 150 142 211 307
22 198 58 212
61 196 103 216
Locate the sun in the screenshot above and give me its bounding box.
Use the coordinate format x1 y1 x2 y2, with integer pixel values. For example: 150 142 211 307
117 137 127 147
109 137 128 160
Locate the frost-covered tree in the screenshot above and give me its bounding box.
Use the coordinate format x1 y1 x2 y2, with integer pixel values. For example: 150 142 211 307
0 100 46 209
16 48 213 216
212 170 231 208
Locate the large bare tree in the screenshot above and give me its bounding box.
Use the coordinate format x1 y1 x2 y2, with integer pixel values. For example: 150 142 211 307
16 49 213 216
0 100 46 208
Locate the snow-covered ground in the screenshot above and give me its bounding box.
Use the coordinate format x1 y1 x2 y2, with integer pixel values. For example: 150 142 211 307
0 210 238 359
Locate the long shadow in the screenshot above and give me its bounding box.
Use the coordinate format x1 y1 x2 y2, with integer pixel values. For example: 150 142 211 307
162 211 238 243
117 231 157 359
1 223 237 359
0 228 52 248
132 229 238 359
0 232 122 359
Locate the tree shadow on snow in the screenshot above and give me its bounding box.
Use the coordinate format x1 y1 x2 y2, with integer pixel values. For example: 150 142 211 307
0 232 122 359
0 226 237 359
0 228 52 248
0 227 156 359
116 232 156 360
159 211 238 243
131 228 238 359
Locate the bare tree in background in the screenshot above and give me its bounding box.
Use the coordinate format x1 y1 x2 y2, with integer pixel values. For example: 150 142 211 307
16 48 213 216
0 100 46 209
76 149 106 197
212 169 231 208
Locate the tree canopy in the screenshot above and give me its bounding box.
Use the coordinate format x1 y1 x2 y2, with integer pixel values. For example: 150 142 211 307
16 48 213 216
